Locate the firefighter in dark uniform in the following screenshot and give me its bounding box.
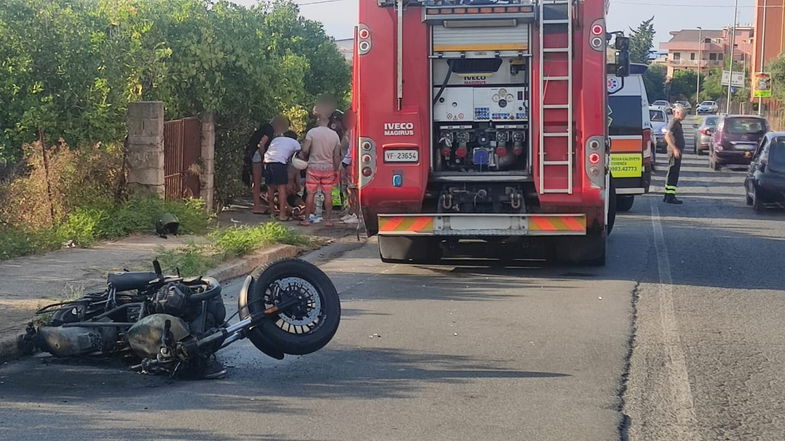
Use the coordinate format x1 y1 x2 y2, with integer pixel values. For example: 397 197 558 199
663 106 687 204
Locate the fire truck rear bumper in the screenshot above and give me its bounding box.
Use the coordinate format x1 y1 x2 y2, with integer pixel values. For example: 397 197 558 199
378 214 587 237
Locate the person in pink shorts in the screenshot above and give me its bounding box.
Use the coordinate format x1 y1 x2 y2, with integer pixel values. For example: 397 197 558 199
300 96 342 226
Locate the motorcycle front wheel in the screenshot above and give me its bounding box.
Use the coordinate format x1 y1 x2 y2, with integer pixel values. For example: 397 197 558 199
242 258 340 356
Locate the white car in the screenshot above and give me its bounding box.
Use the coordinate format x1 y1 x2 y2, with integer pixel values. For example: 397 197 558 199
649 107 671 153
651 100 672 114
697 101 719 115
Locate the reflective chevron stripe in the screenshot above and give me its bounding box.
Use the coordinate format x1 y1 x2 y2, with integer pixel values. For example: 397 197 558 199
665 185 677 195
379 216 435 233
527 215 587 233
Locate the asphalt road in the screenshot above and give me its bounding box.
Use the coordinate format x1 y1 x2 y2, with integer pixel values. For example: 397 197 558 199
1 123 784 440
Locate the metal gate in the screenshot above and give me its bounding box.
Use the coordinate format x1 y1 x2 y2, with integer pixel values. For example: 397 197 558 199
164 117 201 201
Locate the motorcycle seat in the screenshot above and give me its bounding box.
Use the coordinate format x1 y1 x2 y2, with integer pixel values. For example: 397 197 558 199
107 272 159 291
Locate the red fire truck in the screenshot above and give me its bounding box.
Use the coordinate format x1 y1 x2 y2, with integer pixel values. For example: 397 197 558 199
352 0 630 265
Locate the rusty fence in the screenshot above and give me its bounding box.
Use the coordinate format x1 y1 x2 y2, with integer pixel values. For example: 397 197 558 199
163 117 201 201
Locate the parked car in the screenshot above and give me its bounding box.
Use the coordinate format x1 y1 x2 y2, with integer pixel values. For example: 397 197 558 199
651 100 672 114
694 115 719 155
709 115 770 170
696 101 719 115
745 132 785 211
674 100 692 114
649 107 670 153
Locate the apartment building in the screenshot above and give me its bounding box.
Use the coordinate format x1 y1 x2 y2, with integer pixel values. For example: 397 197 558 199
659 27 754 78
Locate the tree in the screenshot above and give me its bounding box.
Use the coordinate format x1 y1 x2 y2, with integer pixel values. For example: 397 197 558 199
628 17 655 65
668 69 698 101
643 63 667 101
768 54 785 101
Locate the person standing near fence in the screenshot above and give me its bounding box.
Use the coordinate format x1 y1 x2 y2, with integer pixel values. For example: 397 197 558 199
245 115 289 214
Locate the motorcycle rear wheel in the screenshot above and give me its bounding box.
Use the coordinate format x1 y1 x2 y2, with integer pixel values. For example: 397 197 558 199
243 259 340 356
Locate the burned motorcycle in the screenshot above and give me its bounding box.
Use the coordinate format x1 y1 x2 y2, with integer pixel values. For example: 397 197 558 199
26 258 340 378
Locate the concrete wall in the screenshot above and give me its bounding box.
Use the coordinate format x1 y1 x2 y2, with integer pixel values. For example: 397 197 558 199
127 102 165 196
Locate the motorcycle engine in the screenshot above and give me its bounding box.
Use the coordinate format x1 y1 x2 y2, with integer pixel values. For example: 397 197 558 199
126 314 191 359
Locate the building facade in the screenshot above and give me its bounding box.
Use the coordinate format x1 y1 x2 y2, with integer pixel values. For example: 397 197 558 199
659 27 754 78
751 0 785 106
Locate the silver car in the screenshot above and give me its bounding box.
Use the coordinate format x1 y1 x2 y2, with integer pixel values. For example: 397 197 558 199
649 107 670 153
696 101 719 115
694 115 719 154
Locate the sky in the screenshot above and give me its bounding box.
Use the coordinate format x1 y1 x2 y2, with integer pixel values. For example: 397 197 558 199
233 0 756 46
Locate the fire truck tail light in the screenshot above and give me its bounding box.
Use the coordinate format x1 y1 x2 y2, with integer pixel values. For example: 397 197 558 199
585 136 606 188
495 147 507 157
358 137 377 188
589 20 605 52
358 24 371 55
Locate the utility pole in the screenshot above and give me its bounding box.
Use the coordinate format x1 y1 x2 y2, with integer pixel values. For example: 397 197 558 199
726 0 739 114
697 27 702 105
758 0 768 115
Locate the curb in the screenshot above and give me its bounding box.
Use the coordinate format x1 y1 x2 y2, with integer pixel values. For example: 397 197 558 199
0 243 302 364
206 244 300 282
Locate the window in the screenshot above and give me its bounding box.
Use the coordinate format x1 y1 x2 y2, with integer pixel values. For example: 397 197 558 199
690 53 696 60
769 139 785 173
673 52 681 61
725 117 767 134
649 110 665 122
719 53 724 60
709 53 717 61
608 96 643 136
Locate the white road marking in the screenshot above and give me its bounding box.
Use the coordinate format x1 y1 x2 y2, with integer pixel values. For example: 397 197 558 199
650 204 702 440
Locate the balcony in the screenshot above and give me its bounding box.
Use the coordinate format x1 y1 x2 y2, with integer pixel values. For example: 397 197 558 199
667 59 722 68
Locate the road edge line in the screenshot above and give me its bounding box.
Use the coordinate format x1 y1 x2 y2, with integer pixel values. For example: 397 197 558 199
651 204 702 440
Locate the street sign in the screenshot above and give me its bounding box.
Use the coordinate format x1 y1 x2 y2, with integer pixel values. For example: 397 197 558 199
754 72 772 98
721 70 745 88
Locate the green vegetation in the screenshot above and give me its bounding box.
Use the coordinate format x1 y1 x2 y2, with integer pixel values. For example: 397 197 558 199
158 223 315 276
0 0 351 203
644 64 668 102
0 196 212 260
628 17 655 65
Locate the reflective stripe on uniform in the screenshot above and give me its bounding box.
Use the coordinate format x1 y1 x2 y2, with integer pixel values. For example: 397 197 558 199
664 185 677 195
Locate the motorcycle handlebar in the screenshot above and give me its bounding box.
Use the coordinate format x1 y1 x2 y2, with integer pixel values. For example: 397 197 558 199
187 276 222 303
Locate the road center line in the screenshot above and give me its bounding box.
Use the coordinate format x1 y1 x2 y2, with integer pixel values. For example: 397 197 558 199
650 204 702 440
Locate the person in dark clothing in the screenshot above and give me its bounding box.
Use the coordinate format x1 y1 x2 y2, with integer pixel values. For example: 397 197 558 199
663 107 687 204
243 116 289 214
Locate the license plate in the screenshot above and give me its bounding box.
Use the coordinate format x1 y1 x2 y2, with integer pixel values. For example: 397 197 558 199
735 144 756 150
384 149 419 163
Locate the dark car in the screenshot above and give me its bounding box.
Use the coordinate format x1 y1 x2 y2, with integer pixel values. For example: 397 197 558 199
745 132 785 211
709 115 770 170
693 115 719 155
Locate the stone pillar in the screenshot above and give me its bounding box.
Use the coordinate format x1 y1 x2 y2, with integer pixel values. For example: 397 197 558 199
200 112 216 212
126 102 165 197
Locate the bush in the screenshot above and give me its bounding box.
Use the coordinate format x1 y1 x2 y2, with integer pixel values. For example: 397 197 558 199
210 223 310 257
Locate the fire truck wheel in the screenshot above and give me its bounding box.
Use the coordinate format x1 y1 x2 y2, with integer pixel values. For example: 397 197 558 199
379 236 442 264
616 195 634 212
